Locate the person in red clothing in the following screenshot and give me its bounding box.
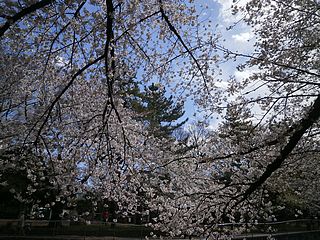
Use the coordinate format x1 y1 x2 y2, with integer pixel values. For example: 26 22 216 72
102 210 109 223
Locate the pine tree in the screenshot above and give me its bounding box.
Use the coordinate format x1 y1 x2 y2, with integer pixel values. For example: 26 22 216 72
129 83 188 139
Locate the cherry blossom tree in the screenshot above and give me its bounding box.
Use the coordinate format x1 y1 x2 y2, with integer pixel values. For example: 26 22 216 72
1 0 319 239
221 0 320 212
131 0 320 238
0 0 216 222
144 0 320 238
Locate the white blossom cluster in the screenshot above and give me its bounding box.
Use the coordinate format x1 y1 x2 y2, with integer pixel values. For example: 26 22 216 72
0 0 319 239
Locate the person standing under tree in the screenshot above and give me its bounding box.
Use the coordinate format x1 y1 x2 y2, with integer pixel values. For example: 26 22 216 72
102 210 109 223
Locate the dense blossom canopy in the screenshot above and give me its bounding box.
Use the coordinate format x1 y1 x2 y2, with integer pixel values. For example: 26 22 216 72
0 0 319 239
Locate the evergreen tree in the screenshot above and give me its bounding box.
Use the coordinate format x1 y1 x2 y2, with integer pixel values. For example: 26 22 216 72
128 83 188 139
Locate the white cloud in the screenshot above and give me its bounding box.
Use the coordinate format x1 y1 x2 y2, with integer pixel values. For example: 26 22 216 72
214 81 228 89
212 0 255 54
234 69 254 82
232 31 252 43
214 0 249 23
54 56 67 67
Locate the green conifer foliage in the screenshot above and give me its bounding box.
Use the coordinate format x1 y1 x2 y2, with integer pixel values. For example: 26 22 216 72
129 83 188 139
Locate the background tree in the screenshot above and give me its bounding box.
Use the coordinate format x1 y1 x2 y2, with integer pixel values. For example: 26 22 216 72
130 83 188 139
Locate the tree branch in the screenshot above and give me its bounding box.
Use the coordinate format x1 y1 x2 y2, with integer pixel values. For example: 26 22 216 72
216 45 320 78
238 94 320 202
0 0 54 38
158 0 209 90
30 54 105 145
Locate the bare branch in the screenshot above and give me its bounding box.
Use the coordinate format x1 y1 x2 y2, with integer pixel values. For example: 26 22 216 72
158 0 209 90
216 45 320 78
0 0 54 38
